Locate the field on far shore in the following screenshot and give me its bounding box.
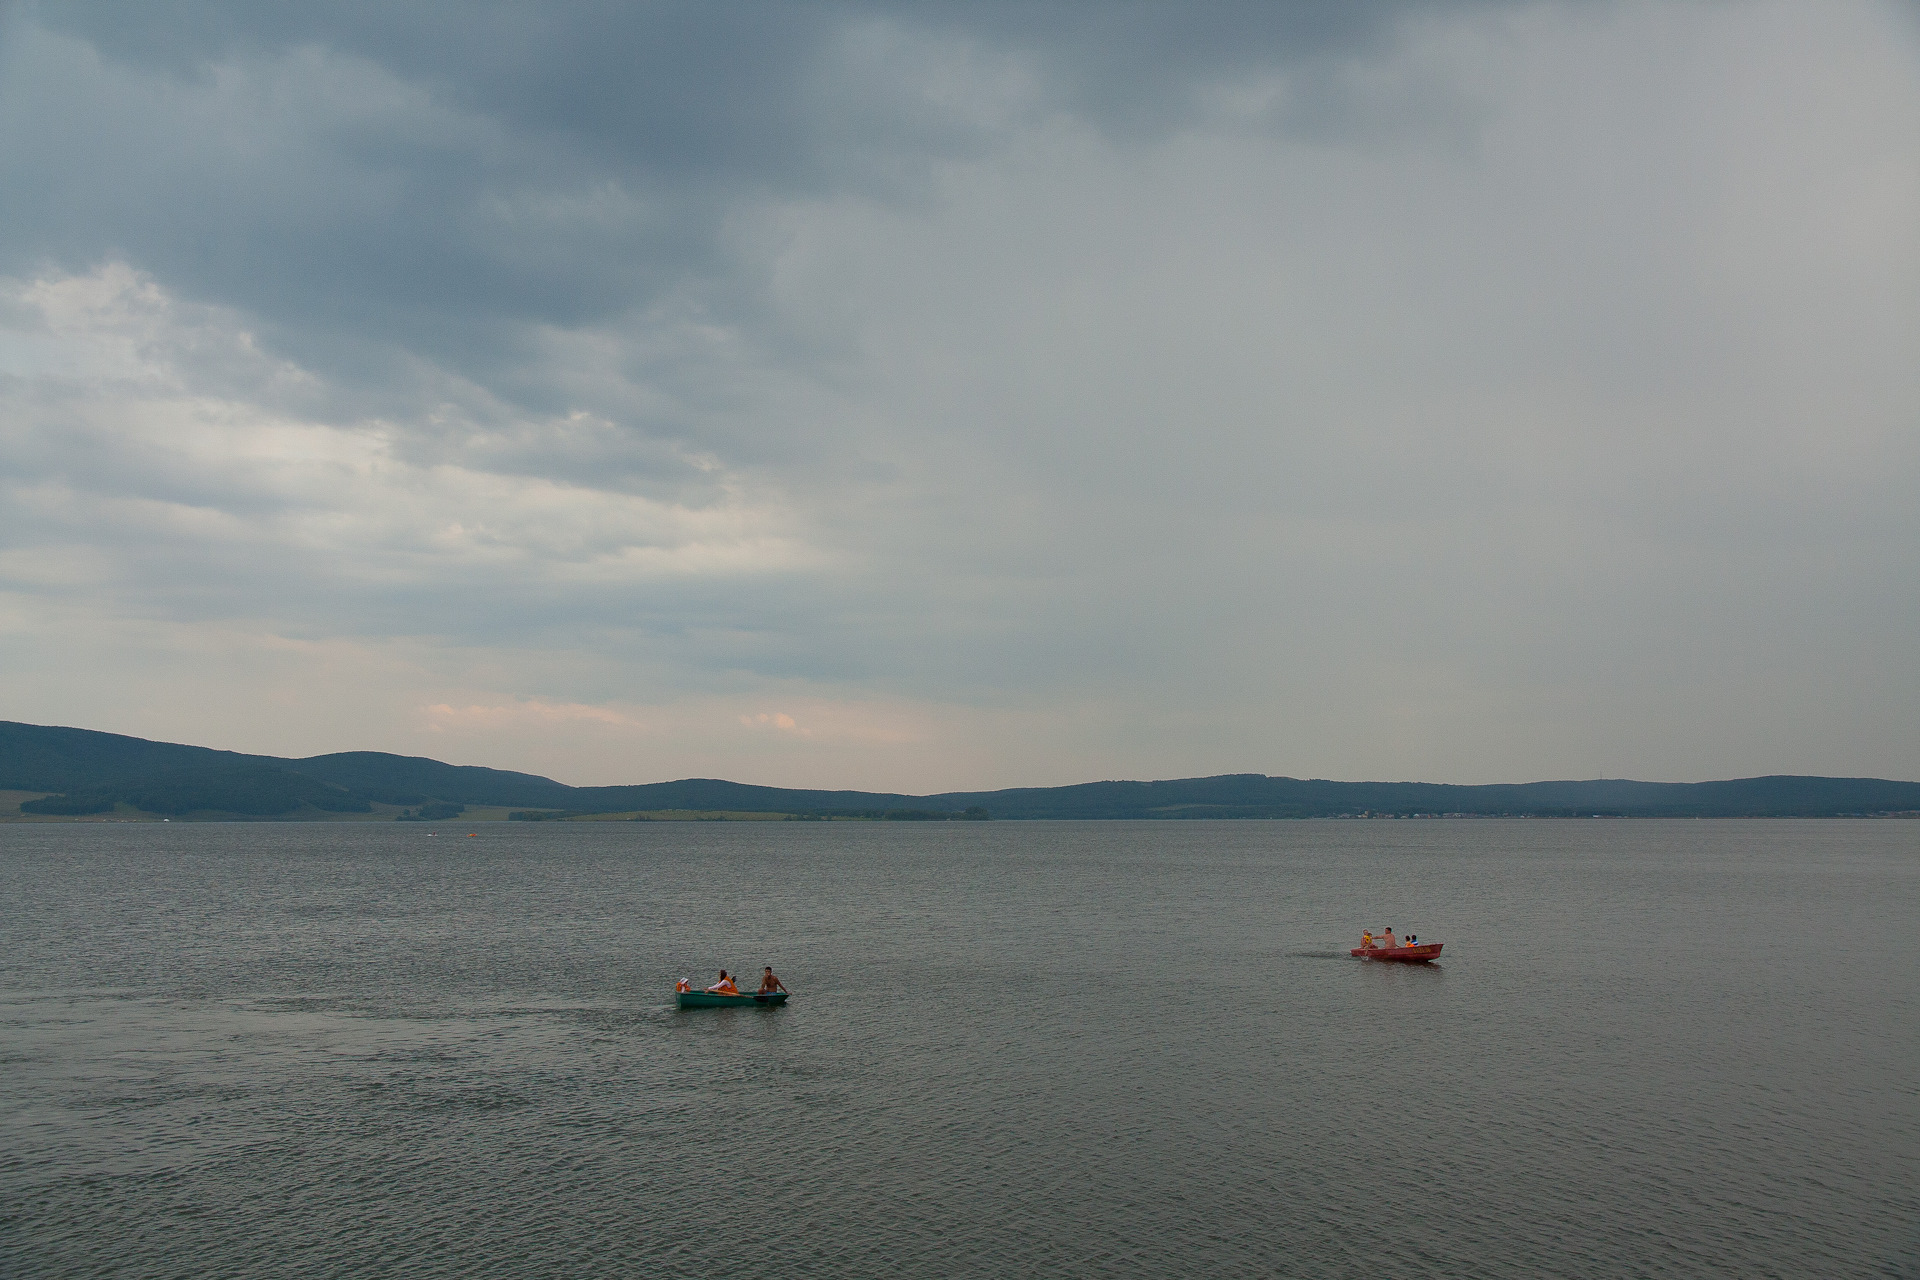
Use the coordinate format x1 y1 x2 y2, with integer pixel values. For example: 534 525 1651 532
0 794 519 823
0 794 846 823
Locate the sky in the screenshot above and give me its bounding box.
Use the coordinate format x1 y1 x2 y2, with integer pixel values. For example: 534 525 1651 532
1 0 1916 791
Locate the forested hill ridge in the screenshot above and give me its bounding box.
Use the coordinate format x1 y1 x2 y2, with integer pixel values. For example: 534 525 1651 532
3 720 1918 820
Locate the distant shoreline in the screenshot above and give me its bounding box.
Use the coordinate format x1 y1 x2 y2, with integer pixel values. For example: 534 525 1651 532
6 720 1919 822
4 802 1915 826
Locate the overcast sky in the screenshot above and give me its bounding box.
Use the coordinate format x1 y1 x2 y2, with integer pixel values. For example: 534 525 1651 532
1 1 1916 790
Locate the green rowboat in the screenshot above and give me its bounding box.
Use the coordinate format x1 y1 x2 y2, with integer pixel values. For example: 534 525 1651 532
676 990 790 1009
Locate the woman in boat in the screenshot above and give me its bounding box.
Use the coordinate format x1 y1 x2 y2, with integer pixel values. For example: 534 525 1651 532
706 970 740 995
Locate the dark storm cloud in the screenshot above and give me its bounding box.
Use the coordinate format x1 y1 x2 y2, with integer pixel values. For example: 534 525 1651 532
34 1 1482 155
5 1 1500 405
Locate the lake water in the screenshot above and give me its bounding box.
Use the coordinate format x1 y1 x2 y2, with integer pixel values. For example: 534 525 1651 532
2 819 1915 1278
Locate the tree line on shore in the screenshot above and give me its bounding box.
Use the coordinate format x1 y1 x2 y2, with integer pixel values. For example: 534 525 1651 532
6 720 1918 821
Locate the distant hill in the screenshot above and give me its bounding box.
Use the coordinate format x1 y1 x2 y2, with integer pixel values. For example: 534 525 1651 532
290 752 578 808
0 720 267 792
3 720 1918 820
916 773 1920 819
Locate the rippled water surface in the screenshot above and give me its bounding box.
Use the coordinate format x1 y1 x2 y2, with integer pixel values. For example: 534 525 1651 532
2 820 1916 1278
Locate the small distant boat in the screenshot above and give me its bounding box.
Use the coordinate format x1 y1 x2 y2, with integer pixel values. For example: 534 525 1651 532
676 989 791 1008
1350 942 1443 963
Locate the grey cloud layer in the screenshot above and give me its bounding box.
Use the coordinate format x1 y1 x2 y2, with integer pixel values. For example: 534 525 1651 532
1 1 1916 786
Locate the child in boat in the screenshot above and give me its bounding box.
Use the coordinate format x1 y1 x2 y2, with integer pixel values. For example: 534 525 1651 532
676 977 691 993
706 970 740 995
1360 930 1376 949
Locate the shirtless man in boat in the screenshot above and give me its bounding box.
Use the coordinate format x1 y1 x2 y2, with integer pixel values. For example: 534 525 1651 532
758 966 789 994
1382 928 1399 948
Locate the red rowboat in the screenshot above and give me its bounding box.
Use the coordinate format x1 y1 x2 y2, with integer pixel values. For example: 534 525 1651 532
1350 942 1443 962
